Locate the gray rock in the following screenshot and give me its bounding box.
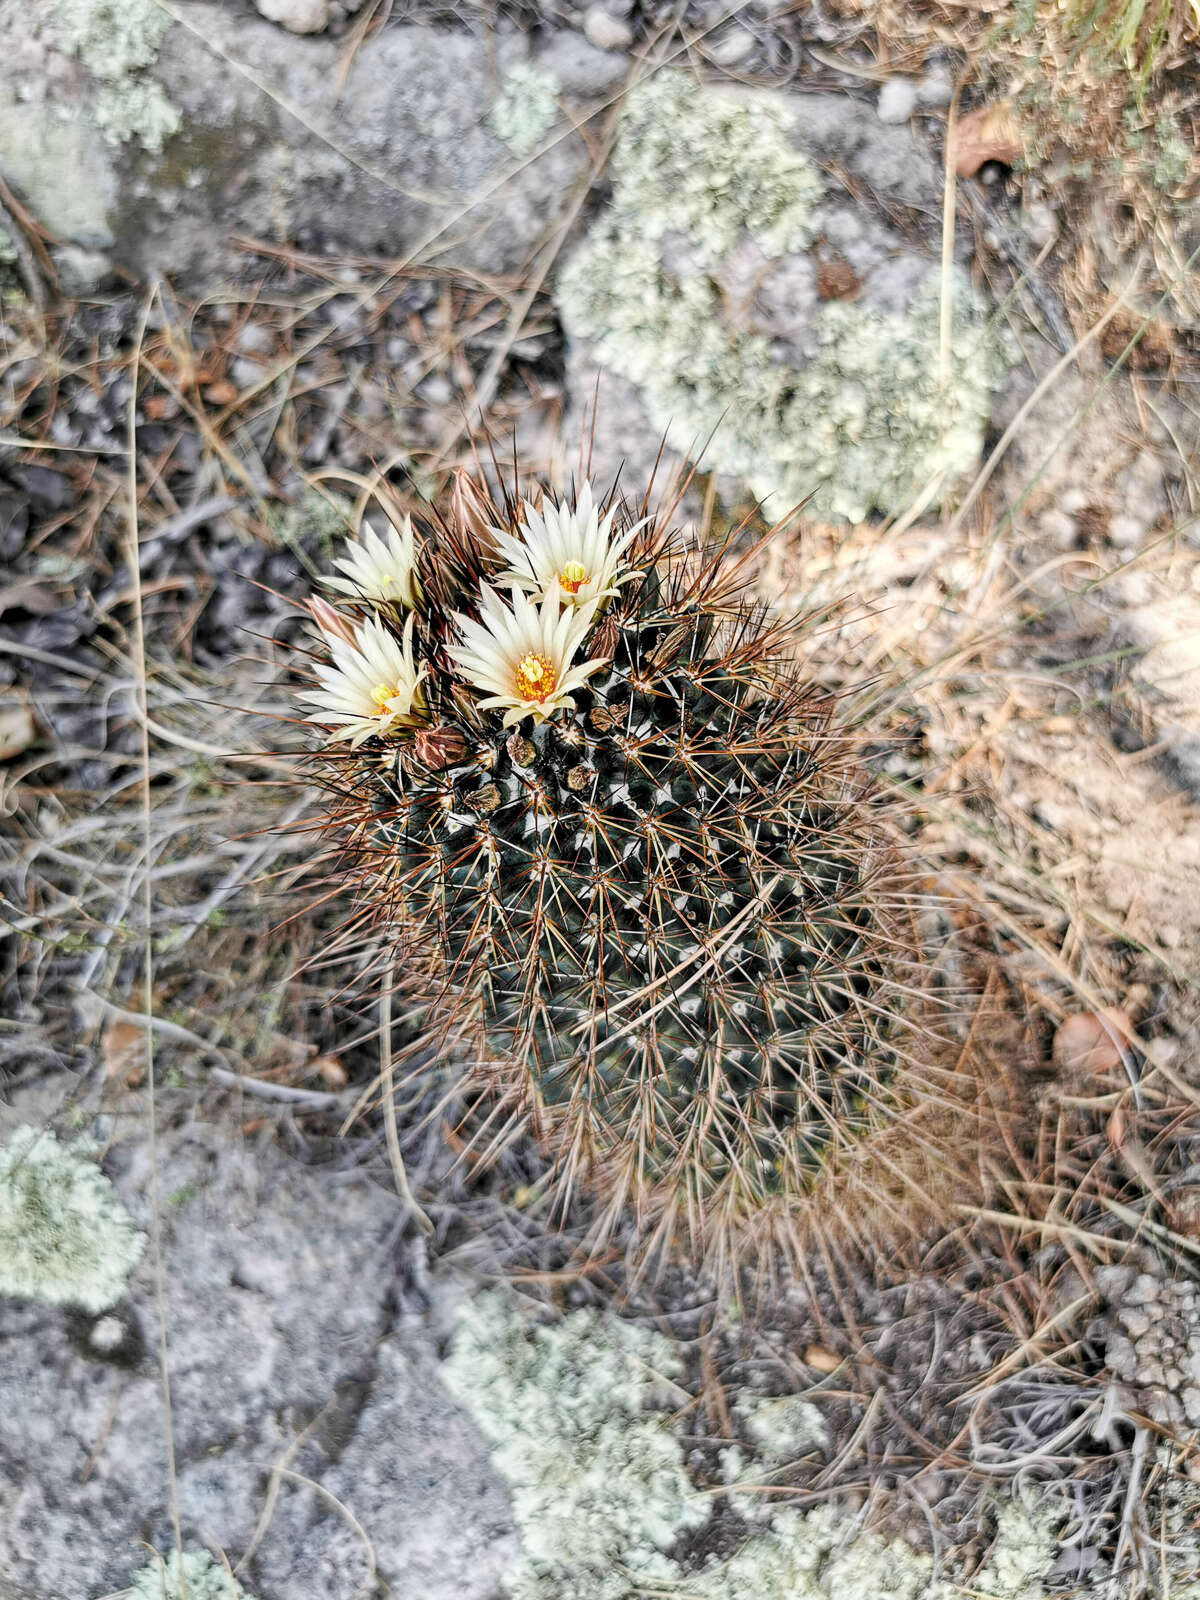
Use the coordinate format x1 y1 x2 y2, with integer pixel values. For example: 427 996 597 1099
1039 507 1077 550
1120 1307 1152 1339
1127 1273 1164 1306
0 1116 514 1600
877 79 918 125
708 27 756 66
582 4 634 51
0 6 592 286
538 32 630 93
1094 1264 1133 1300
916 68 953 108
49 243 112 295
1109 512 1147 549
254 0 331 32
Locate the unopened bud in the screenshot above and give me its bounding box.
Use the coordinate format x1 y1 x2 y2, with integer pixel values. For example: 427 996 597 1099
591 614 619 661
306 596 358 648
414 724 468 769
450 468 499 555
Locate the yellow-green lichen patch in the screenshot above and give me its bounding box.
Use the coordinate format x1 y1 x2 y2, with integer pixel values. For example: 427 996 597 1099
0 1125 144 1314
491 63 561 158
557 72 1010 523
53 0 180 150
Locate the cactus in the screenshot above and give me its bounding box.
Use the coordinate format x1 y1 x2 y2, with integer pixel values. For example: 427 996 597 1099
299 475 959 1268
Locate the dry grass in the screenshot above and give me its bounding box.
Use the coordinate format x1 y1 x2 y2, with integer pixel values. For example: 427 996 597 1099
2 6 1199 1591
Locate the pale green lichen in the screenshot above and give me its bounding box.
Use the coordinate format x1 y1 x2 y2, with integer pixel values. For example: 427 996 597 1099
490 63 560 158
557 71 1008 523
606 74 823 263
125 1548 257 1600
443 1291 1061 1600
0 1125 144 1314
689 1501 1055 1600
441 1290 706 1600
54 0 181 151
721 1392 830 1521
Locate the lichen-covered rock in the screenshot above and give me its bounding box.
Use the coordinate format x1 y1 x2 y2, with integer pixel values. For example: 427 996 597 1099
1100 1264 1200 1432
0 1125 143 1313
490 62 561 157
0 4 605 284
442 1289 1060 1600
558 72 1008 522
52 0 180 149
126 1548 258 1600
442 1291 706 1600
0 1114 513 1600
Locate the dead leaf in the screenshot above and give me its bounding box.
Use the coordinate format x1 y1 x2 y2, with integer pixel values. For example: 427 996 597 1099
803 1344 841 1374
954 102 1023 177
313 1053 348 1088
0 583 57 616
103 1018 147 1085
0 700 35 760
1053 1008 1134 1081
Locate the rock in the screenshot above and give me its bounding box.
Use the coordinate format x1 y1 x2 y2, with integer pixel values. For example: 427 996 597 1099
1094 1265 1133 1300
0 1112 514 1599
1039 507 1077 550
708 27 756 66
917 68 953 108
876 79 917 125
1126 1273 1163 1307
254 0 331 31
582 4 634 51
0 7 593 286
50 243 112 295
1109 513 1146 549
1120 1308 1152 1338
1165 727 1200 801
558 72 1005 521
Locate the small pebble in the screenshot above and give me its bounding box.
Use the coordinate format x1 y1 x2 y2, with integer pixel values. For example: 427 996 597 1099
708 27 755 66
89 1316 126 1354
583 5 634 51
1109 513 1146 549
876 80 917 125
1120 1309 1151 1338
254 0 330 30
1039 508 1076 551
916 68 953 108
1126 1273 1163 1307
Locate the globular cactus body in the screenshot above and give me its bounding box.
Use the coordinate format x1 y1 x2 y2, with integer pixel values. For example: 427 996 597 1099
303 477 951 1266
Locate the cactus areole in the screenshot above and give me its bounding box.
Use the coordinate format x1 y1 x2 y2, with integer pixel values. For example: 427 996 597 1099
302 476 931 1258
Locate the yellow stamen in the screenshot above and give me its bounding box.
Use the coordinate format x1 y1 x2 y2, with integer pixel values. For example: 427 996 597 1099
370 682 395 712
560 560 587 596
515 651 557 701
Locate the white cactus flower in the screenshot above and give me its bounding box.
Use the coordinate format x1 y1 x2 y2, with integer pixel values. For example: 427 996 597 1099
325 513 420 608
303 613 427 747
492 482 642 610
448 586 608 727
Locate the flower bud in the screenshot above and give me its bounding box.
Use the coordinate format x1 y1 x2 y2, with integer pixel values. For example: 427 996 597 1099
591 614 619 661
306 596 358 648
450 468 499 556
